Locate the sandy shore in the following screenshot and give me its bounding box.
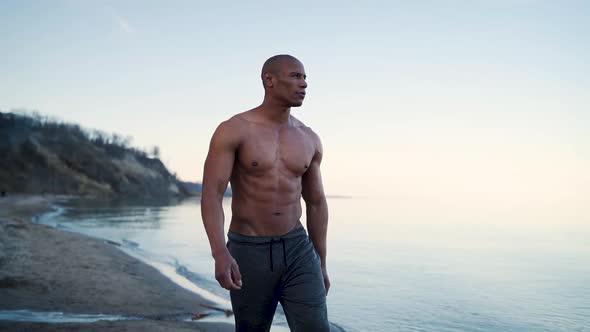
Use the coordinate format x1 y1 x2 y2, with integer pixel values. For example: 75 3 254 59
0 195 233 332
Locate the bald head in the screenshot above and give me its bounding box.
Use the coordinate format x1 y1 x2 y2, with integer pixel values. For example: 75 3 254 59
261 54 302 89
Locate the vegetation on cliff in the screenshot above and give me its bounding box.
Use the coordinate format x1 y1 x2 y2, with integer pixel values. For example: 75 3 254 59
0 111 190 199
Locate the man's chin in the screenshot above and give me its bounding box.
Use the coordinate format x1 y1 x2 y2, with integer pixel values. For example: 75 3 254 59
291 101 304 107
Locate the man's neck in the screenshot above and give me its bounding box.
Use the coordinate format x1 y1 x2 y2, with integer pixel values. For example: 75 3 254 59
258 101 292 126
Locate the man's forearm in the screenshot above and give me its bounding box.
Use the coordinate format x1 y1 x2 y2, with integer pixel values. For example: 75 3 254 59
201 194 228 257
306 198 329 268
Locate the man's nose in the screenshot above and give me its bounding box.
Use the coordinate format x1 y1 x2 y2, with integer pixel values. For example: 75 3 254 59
300 79 307 88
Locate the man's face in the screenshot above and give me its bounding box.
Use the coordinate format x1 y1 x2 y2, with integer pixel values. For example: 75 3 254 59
272 60 307 107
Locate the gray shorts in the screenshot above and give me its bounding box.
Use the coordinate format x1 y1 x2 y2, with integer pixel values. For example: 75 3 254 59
227 226 329 332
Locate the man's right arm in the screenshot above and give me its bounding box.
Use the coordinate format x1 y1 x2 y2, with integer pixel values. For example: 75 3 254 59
201 119 242 290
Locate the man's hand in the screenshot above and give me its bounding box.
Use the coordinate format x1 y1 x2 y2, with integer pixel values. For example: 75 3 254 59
321 266 330 295
214 250 242 290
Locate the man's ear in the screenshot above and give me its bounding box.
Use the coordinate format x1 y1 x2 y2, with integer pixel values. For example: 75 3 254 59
263 72 274 88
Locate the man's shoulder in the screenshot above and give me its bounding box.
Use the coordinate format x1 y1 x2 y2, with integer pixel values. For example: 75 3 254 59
212 112 252 146
217 110 254 132
292 116 320 141
291 115 306 128
221 109 259 128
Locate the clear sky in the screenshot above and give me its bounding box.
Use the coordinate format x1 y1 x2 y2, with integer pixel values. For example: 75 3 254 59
2 1 589 221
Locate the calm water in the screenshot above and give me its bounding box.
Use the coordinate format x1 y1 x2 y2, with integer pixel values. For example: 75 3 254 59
40 197 590 331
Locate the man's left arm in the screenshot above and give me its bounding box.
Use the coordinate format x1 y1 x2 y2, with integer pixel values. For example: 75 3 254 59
302 133 330 294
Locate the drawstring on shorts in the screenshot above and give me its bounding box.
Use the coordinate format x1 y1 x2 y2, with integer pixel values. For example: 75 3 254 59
227 225 305 273
269 238 287 272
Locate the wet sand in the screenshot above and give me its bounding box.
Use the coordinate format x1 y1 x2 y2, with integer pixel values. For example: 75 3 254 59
0 195 233 332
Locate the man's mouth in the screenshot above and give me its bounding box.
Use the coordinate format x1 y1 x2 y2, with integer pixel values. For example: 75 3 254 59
296 92 306 98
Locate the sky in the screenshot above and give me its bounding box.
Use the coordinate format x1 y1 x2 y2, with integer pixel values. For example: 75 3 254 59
1 0 589 221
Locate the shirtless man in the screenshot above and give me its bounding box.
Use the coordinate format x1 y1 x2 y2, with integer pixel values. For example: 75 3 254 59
201 54 330 332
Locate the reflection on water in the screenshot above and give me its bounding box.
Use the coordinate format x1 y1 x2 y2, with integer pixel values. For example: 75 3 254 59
39 196 590 332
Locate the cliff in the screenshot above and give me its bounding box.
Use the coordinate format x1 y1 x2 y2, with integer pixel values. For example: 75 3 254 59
0 112 190 199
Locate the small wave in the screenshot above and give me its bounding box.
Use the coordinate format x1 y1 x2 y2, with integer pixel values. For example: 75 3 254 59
0 310 138 323
122 238 140 248
147 260 232 308
34 204 67 226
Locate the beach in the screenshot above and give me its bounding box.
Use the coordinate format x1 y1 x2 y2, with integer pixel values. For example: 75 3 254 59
5 194 583 331
0 195 233 331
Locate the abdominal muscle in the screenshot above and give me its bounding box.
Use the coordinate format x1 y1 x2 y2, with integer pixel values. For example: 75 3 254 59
228 184 304 236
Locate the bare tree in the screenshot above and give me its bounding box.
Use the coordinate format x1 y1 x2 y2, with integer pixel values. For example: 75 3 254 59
151 146 160 159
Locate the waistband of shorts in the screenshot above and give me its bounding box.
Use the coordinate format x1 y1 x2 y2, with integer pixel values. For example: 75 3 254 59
227 225 307 244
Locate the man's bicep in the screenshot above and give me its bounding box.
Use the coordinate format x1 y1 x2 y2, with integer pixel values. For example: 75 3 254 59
302 131 326 204
202 123 239 196
203 151 234 196
302 159 326 204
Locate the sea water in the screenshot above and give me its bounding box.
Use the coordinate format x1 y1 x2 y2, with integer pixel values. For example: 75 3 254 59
39 197 590 331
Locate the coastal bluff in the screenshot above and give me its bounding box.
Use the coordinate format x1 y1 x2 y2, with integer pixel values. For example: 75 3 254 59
0 112 190 199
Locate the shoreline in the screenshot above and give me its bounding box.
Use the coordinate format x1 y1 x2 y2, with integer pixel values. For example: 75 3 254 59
0 195 234 332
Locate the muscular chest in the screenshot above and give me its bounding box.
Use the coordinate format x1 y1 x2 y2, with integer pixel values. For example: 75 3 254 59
237 126 315 176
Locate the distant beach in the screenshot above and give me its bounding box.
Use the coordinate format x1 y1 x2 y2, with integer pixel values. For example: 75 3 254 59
0 195 233 332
